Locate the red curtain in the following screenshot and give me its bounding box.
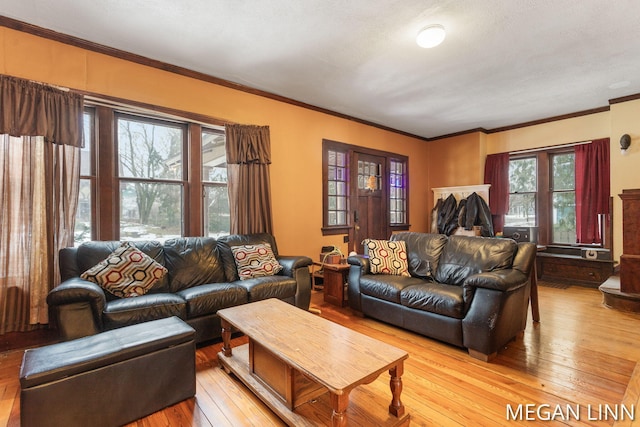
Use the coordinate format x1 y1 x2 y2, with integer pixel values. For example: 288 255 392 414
484 153 510 233
575 138 610 244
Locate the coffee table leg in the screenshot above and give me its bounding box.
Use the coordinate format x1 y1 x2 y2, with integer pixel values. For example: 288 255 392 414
389 362 405 417
329 392 349 427
221 318 232 357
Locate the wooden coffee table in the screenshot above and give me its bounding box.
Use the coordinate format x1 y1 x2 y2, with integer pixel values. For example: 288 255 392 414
217 298 410 427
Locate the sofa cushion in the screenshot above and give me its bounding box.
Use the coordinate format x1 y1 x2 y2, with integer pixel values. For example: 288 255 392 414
80 242 168 298
177 283 248 318
102 293 187 330
391 232 448 278
359 274 425 304
363 239 410 277
235 275 298 302
163 237 226 292
400 283 466 319
434 235 517 286
231 243 283 280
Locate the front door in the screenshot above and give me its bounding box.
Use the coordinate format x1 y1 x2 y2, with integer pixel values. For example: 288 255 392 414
351 152 387 253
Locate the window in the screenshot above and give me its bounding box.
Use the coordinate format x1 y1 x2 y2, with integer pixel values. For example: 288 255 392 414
506 157 537 227
506 149 576 245
551 152 575 244
116 114 186 241
202 129 229 237
389 159 407 225
75 109 95 245
326 147 349 227
76 102 227 241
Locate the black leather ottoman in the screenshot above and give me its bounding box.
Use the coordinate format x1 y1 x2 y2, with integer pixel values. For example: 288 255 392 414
19 316 196 427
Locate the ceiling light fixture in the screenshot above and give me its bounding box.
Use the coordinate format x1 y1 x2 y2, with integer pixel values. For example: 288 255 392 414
416 24 446 48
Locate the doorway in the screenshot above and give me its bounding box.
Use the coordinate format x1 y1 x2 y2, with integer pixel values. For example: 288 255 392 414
351 152 387 253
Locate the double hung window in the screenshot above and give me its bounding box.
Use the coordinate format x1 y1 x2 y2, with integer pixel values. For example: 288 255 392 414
75 105 228 245
506 149 576 244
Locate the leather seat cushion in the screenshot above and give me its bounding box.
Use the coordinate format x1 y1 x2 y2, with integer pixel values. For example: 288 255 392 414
163 237 227 292
391 232 448 279
359 275 425 304
103 293 186 330
400 282 466 319
434 235 516 286
236 275 297 302
177 283 248 318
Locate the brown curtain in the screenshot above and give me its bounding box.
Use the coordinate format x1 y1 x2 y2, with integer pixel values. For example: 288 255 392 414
484 153 510 233
0 75 82 334
0 75 83 147
224 124 274 235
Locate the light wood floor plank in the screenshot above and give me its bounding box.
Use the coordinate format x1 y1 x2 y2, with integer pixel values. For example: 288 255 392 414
2 283 640 426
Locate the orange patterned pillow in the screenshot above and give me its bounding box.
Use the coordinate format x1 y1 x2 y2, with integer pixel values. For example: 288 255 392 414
364 239 410 277
231 243 283 280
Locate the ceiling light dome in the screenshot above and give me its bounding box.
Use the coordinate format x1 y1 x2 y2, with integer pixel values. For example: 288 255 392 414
416 24 446 48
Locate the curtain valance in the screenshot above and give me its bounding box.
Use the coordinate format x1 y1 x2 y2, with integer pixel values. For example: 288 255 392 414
0 74 84 147
225 124 271 164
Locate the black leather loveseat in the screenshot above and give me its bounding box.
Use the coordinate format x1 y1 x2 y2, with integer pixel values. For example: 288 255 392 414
347 232 536 361
48 233 312 343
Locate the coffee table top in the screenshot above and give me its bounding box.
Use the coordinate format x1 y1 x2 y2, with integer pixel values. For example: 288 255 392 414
217 298 408 394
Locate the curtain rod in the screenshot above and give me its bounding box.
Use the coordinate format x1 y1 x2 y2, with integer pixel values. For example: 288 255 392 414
509 140 591 155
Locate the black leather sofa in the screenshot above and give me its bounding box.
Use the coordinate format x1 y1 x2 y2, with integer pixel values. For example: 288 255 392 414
48 233 313 343
347 232 536 361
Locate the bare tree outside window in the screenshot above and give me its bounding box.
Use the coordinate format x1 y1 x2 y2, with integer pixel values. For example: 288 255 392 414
551 153 576 243
202 129 229 238
506 157 537 227
117 115 185 240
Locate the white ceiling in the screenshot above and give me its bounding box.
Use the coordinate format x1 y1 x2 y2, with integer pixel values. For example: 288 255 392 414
2 0 640 139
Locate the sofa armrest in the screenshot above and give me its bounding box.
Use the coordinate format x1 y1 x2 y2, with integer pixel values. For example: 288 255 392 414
347 254 370 272
346 255 370 312
463 269 528 293
277 255 313 310
47 278 107 337
277 255 312 277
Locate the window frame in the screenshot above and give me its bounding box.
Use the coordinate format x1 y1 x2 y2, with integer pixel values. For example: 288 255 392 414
508 147 577 246
80 100 228 242
549 151 576 244
201 127 229 238
76 107 97 244
115 112 189 241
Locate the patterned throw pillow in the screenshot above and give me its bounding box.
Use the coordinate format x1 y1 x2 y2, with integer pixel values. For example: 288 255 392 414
80 241 168 298
364 239 411 277
231 243 283 280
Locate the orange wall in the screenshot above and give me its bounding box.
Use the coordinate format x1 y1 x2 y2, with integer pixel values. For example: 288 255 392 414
610 99 640 263
426 132 486 211
0 27 431 259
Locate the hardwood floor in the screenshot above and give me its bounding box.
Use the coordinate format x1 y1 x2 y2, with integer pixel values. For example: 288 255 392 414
2 283 640 426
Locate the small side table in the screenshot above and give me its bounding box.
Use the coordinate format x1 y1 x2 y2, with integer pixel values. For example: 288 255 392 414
314 262 350 307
